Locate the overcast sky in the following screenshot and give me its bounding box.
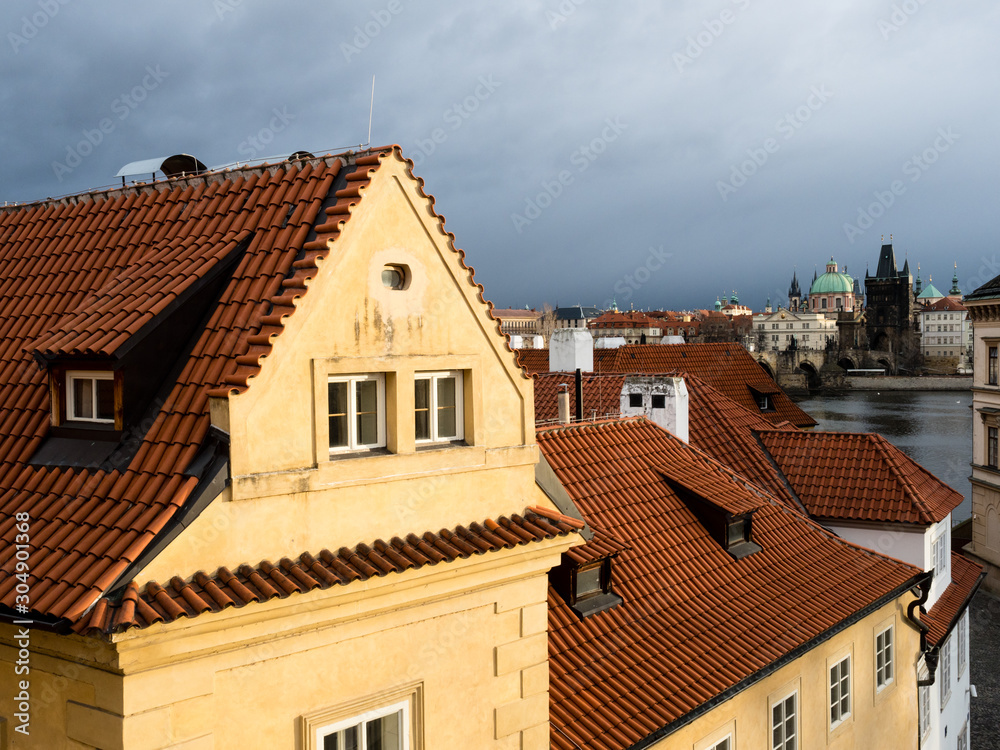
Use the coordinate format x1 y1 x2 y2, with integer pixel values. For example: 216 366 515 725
3 1 998 312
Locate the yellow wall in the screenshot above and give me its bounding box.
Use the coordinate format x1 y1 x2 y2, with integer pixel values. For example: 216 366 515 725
653 595 919 750
140 152 547 584
0 153 570 749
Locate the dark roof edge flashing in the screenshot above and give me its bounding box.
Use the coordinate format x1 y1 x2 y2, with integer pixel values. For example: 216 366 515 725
626 570 927 750
535 454 593 541
104 427 230 602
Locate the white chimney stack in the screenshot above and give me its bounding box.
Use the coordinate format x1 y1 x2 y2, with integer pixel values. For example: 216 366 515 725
549 328 594 372
620 376 689 442
557 388 571 424
595 336 627 349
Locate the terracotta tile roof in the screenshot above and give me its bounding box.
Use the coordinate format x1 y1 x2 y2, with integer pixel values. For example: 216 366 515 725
79 508 582 634
594 343 817 428
588 311 663 329
532 372 625 423
757 430 964 524
515 348 551 374
922 297 966 312
537 418 920 750
683 375 802 511
0 146 498 627
922 553 984 648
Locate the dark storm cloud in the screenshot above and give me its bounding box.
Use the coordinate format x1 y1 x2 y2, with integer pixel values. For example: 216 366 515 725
3 0 998 310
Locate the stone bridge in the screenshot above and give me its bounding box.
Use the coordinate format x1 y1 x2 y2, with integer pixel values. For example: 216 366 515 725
754 348 897 394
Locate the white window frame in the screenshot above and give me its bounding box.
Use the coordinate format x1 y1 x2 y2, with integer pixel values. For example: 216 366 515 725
66 370 115 424
958 614 967 676
940 636 952 709
328 373 386 453
414 371 464 444
958 722 969 750
710 736 732 750
932 532 947 577
875 625 894 692
919 681 931 738
315 699 410 750
771 690 797 750
829 655 852 729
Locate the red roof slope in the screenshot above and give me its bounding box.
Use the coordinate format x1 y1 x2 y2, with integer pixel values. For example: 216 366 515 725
922 553 984 647
532 372 624 423
0 147 484 626
537 418 920 750
683 375 802 511
80 509 582 634
757 431 964 524
596 343 816 428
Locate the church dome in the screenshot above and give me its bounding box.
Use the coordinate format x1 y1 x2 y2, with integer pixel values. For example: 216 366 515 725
809 257 853 295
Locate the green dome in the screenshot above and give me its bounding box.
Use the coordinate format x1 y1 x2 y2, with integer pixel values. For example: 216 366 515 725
809 271 853 295
917 283 944 300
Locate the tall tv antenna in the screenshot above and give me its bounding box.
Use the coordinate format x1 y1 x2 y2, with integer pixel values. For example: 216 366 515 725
367 75 375 147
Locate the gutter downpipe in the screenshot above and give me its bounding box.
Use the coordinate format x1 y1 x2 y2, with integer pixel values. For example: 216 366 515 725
904 570 937 686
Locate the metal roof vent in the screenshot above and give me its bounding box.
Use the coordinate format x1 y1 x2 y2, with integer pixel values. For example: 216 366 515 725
115 154 208 184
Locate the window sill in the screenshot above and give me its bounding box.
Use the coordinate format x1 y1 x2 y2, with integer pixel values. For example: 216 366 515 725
415 440 467 452
328 446 391 460
570 591 623 620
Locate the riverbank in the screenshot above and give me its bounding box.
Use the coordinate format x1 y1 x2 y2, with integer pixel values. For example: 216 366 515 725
836 375 971 391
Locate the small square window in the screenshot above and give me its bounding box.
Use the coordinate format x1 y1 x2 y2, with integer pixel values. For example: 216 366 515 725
711 737 731 750
651 394 666 409
66 371 115 423
576 565 603 599
415 371 464 443
328 374 386 452
628 393 643 408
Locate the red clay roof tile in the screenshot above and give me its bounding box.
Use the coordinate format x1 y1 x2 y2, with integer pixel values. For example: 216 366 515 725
757 430 964 524
536 417 920 749
1 147 495 625
922 553 984 647
78 509 581 634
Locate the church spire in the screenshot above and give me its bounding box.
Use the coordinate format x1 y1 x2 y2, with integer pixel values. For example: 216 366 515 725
950 263 961 296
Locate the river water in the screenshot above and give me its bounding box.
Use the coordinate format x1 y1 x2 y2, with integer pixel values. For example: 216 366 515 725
798 391 973 523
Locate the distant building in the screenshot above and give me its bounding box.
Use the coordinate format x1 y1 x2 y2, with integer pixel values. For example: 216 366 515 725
492 307 542 337
919 297 970 363
808 257 857 313
865 240 916 352
554 305 601 329
588 310 664 344
754 307 838 351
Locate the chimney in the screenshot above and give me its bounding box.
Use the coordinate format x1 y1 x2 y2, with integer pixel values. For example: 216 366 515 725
550 328 594 372
557 386 571 424
595 336 627 349
620 376 689 442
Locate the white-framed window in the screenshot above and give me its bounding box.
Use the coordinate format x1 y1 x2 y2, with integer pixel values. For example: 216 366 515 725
958 614 967 676
958 722 969 750
875 625 894 691
414 371 463 443
710 737 731 750
328 374 386 452
940 636 952 708
919 682 931 738
771 691 797 750
315 700 409 750
932 532 948 579
829 655 851 728
66 370 115 423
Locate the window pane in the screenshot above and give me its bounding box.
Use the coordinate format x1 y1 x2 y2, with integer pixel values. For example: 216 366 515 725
96 378 115 421
415 379 430 440
577 566 602 597
437 376 457 438
73 378 94 419
367 710 402 750
357 379 378 414
328 382 349 448
356 381 379 445
324 726 359 750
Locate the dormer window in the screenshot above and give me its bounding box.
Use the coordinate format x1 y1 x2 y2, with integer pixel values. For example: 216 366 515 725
66 371 115 423
749 386 776 413
723 512 761 559
550 553 623 620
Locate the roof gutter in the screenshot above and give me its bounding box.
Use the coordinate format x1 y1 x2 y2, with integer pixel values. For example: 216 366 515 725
627 570 926 750
913 566 986 687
